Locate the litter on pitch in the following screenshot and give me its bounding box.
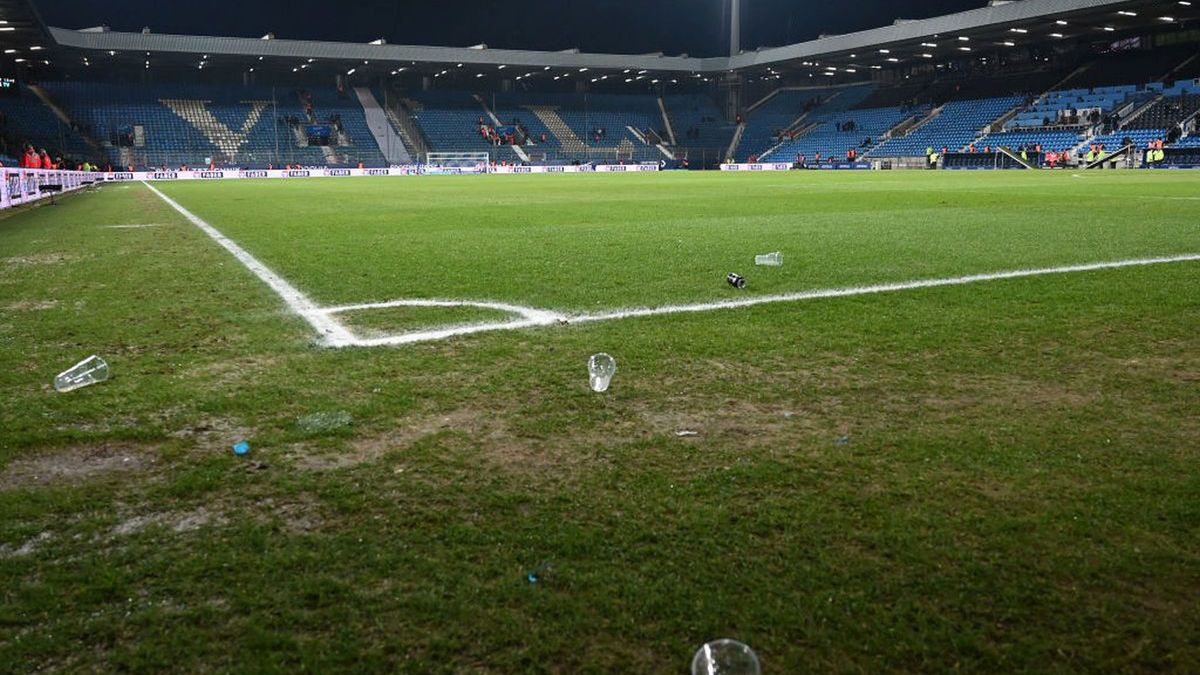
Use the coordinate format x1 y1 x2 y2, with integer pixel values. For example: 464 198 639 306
232 441 250 456
727 273 747 289
588 353 617 393
53 355 110 393
692 639 761 675
754 251 783 267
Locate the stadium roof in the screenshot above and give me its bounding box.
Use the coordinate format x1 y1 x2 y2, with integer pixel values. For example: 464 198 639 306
8 0 1199 80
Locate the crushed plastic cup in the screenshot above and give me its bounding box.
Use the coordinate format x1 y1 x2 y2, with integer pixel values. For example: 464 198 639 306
692 639 761 675
53 355 110 393
754 251 783 267
588 353 617 393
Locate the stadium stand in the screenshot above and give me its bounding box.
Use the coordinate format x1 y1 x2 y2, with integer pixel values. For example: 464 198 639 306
740 84 876 160
975 129 1082 153
305 88 388 166
665 93 737 167
0 86 95 163
1124 91 1200 131
38 81 374 168
868 96 1022 157
1006 85 1147 130
763 103 924 162
737 87 842 161
1066 47 1194 89
407 90 663 164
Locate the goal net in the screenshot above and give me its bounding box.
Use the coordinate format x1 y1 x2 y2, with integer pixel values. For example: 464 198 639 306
425 152 491 174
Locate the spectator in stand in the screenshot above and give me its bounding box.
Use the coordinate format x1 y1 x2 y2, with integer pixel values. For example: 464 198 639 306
27 147 43 169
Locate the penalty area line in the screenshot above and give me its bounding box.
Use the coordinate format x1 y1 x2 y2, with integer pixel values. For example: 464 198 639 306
570 253 1200 324
353 253 1200 347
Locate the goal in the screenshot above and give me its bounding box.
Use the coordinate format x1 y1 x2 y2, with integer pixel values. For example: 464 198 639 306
424 152 491 174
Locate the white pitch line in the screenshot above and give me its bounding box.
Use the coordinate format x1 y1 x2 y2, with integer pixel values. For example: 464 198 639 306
571 253 1200 324
343 253 1200 347
137 177 1200 348
143 182 356 346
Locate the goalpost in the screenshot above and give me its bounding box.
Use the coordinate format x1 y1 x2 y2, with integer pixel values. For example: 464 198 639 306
424 152 491 174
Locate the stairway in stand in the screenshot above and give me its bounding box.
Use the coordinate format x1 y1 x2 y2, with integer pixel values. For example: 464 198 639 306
352 87 413 164
522 106 588 155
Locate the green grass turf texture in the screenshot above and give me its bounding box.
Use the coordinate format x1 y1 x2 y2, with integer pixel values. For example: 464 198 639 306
0 171 1198 673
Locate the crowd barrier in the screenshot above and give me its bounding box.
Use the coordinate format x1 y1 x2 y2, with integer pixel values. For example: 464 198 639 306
1 169 100 210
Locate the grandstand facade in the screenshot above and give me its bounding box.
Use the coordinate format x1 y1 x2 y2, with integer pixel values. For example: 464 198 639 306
2 0 1199 170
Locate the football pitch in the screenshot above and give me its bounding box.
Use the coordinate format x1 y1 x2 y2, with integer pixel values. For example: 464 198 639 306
2 171 1199 672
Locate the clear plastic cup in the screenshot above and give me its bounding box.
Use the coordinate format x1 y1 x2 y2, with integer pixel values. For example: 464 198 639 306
54 355 110 393
588 353 616 393
692 639 761 675
754 252 783 267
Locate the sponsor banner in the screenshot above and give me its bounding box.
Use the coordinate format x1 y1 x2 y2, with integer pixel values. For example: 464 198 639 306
491 164 652 175
815 162 872 171
97 163 662 182
720 163 792 172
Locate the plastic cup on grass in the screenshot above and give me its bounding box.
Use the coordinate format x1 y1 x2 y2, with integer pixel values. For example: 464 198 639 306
588 353 616 393
54 355 110 393
691 639 761 675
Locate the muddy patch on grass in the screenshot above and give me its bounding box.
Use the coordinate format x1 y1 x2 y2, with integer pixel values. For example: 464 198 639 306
181 356 284 390
170 417 253 453
3 253 77 267
290 409 487 471
0 442 159 491
2 299 59 311
111 506 228 536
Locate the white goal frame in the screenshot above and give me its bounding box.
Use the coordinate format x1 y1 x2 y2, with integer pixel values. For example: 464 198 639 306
425 151 491 174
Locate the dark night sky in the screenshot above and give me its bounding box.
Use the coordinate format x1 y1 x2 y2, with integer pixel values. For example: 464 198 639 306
36 1 987 58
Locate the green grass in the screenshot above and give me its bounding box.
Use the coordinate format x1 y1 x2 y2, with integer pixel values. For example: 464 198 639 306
1 172 1198 673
